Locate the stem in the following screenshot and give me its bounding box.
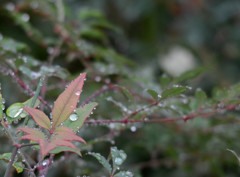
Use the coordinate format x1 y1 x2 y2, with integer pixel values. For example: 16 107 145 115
23 77 45 126
4 146 18 177
80 84 118 107
1 122 16 144
0 64 51 110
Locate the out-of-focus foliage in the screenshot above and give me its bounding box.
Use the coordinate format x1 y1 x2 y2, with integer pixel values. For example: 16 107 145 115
1 0 240 176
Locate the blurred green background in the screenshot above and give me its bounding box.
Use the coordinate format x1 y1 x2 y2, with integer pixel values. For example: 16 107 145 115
1 0 240 176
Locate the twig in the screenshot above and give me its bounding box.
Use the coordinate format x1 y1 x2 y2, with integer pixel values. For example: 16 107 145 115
0 64 52 110
80 84 119 107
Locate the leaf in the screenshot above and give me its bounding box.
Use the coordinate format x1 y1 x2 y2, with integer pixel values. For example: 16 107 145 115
23 107 51 131
23 97 40 108
18 127 46 142
147 89 159 100
114 171 134 177
111 147 127 172
88 152 112 174
171 67 207 84
12 162 24 173
52 73 86 130
6 103 26 123
195 89 207 107
227 149 240 165
63 102 98 132
0 153 12 162
159 74 171 89
53 127 86 144
161 86 187 100
0 153 24 173
117 86 136 109
49 146 82 156
6 97 40 124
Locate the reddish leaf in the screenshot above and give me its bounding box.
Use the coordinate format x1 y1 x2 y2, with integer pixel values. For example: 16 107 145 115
39 139 56 157
54 127 86 144
39 138 78 157
52 73 86 130
18 127 46 142
23 107 51 131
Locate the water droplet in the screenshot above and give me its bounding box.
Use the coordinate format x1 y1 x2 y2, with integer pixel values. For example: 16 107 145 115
47 47 54 54
14 108 23 118
105 78 110 84
111 140 115 145
69 114 78 121
130 126 136 132
21 13 30 22
5 3 15 11
95 76 101 82
42 160 48 166
75 91 81 96
126 171 133 177
2 98 5 104
30 1 39 9
114 157 123 165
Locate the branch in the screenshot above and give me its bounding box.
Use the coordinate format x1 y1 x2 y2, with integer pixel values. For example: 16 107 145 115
0 64 52 110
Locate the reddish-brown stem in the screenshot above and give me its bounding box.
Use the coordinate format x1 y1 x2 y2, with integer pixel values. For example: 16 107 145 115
0 64 52 110
80 84 119 107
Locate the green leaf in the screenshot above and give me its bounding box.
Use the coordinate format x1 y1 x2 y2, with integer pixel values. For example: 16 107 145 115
40 65 70 79
161 86 187 100
6 103 25 123
0 38 27 52
49 146 82 156
52 73 86 130
195 89 207 107
172 67 207 84
23 97 41 108
23 107 51 131
81 28 105 40
88 152 112 174
0 153 24 173
12 162 24 173
159 74 171 89
63 102 98 131
114 171 134 177
117 86 136 109
111 147 127 172
0 153 12 162
147 89 159 100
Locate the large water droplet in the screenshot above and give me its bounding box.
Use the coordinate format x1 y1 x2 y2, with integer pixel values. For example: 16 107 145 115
69 114 78 121
42 160 48 166
130 126 137 132
5 3 15 11
95 76 101 82
21 13 30 22
75 91 81 96
114 157 123 165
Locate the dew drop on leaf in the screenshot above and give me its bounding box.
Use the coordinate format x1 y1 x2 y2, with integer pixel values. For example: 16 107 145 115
130 126 137 132
75 91 81 96
22 13 30 22
95 76 101 82
69 114 78 121
42 160 48 166
115 157 123 165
